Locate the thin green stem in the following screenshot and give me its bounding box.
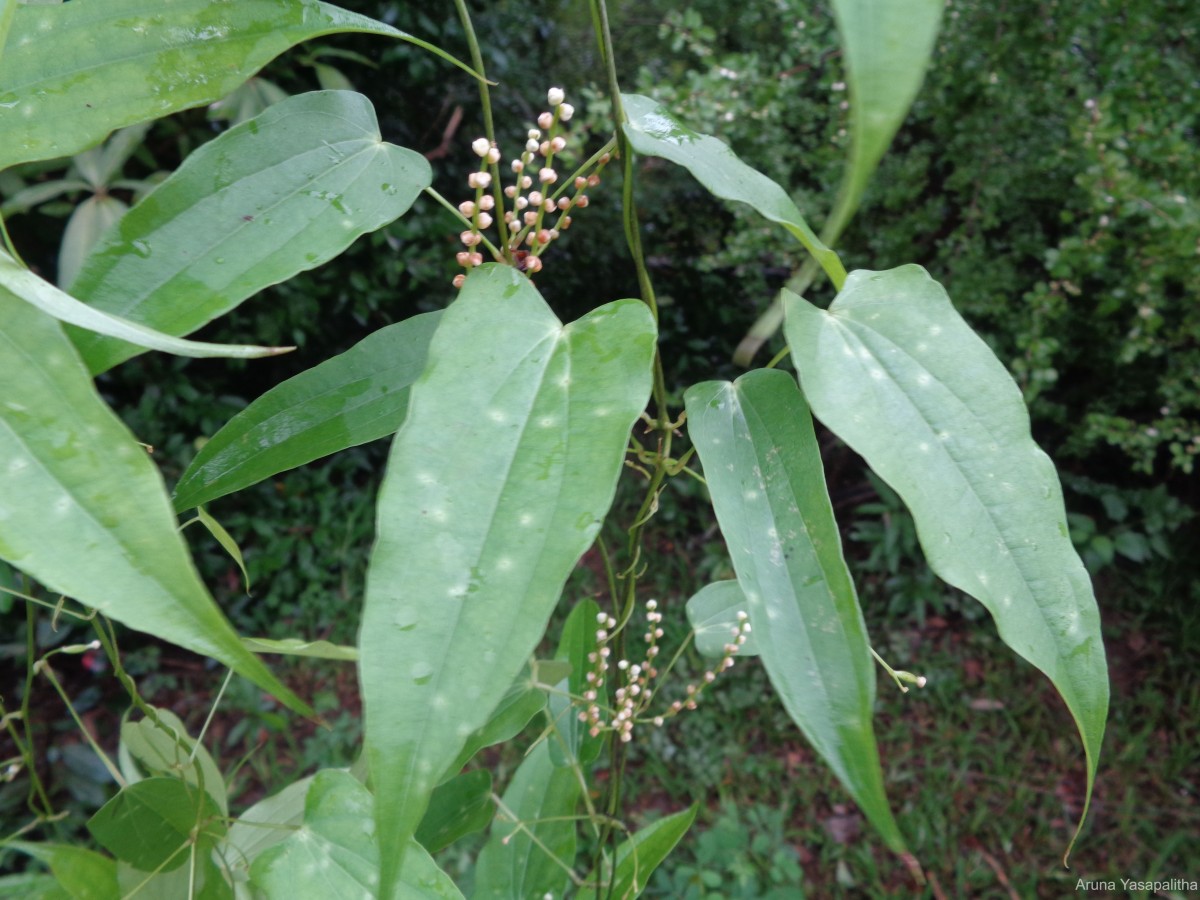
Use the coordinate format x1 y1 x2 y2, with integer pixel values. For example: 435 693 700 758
36 656 125 786
452 0 511 251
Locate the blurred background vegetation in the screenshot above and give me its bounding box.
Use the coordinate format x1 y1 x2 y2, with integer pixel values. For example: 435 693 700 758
2 0 1196 896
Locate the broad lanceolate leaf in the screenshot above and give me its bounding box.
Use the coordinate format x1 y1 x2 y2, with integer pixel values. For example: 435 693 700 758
443 665 547 779
685 580 759 658
0 250 291 362
471 741 581 900
415 770 494 854
685 369 907 854
783 265 1108 857
173 311 442 512
585 805 699 900
360 264 656 899
0 0 444 171
249 770 464 900
622 93 845 287
69 90 433 374
87 777 224 873
6 842 119 900
829 0 944 221
0 289 307 714
118 708 227 816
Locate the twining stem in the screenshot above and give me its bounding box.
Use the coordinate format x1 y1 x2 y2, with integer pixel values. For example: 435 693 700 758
452 0 511 252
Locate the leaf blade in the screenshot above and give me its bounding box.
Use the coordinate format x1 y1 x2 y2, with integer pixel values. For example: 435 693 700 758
0 287 307 714
684 369 907 854
783 265 1108 857
360 264 655 898
68 90 432 373
0 0 422 171
172 311 442 512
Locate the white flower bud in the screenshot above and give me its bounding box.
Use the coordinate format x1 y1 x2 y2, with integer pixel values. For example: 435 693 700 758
558 102 574 121
512 159 524 172
471 137 490 157
539 167 557 184
468 171 492 189
458 200 476 216
479 194 495 210
528 128 541 140
521 175 533 189
486 147 501 164
547 87 565 106
550 136 566 153
515 196 529 210
477 212 493 229
538 111 554 130
526 139 540 153
528 191 543 205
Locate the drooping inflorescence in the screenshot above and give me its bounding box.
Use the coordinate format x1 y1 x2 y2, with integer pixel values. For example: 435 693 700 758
452 88 609 288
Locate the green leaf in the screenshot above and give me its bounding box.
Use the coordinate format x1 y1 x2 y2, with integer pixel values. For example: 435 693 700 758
87 777 224 873
783 265 1108 860
622 93 845 286
829 0 944 220
547 599 603 768
249 770 464 899
0 251 292 361
58 195 127 289
685 580 759 658
443 666 547 779
172 311 442 512
684 369 907 854
223 775 314 882
190 506 251 593
68 90 433 374
471 741 581 900
360 264 655 899
0 0 456 171
585 805 698 900
240 636 357 661
5 842 119 900
415 770 494 854
0 288 308 714
118 708 227 816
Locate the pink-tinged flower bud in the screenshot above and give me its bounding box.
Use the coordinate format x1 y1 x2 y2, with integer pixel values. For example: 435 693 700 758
504 184 517 197
549 228 560 240
576 195 589 208
479 194 495 210
539 167 557 184
486 147 501 164
547 87 565 106
537 140 549 156
524 255 543 273
515 196 529 210
559 102 574 121
528 191 543 205
460 201 478 217
504 211 514 223
560 215 572 229
460 230 475 246
468 171 492 189
471 137 490 157
520 175 533 189
537 229 552 245
523 210 538 225
574 176 588 190
599 152 612 164
587 173 601 187
550 136 566 153
542 198 556 212
477 212 493 229
452 274 466 288
538 112 554 130
511 159 524 173
470 252 484 266
456 251 471 266
557 197 571 210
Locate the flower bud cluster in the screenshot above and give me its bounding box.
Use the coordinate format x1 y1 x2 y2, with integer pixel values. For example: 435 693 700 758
577 601 750 745
452 88 606 288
